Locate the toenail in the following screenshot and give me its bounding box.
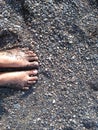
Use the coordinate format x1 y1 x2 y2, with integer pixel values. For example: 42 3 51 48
33 53 36 56
23 87 29 90
34 62 39 66
33 70 38 74
35 56 38 59
35 76 38 79
33 81 36 83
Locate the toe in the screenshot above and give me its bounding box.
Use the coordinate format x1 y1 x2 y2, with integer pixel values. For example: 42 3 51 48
28 70 38 76
22 86 29 90
26 51 36 56
29 76 38 81
21 47 29 51
31 61 39 67
28 56 38 61
27 80 36 84
26 61 39 68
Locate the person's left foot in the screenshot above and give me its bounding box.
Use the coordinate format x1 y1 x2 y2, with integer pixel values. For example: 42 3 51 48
0 70 38 90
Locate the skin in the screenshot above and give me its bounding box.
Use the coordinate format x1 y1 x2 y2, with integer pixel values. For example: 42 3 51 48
0 48 39 90
0 48 38 68
0 70 38 90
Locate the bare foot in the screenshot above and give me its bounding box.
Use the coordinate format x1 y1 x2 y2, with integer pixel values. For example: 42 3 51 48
0 70 38 90
0 48 38 68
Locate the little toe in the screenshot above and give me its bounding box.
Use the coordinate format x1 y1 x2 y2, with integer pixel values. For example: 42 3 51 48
21 47 29 51
26 51 34 55
22 86 29 90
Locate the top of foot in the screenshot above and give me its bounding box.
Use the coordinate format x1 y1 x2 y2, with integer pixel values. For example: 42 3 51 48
0 69 38 90
0 47 38 69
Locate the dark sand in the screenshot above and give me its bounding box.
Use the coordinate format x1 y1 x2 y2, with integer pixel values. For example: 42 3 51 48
0 0 98 130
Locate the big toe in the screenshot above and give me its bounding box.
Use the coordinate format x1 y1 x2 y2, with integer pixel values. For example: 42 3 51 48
28 56 38 62
30 70 38 75
29 61 39 68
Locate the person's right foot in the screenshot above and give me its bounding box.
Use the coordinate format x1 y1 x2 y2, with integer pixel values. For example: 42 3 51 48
0 47 38 68
0 70 38 90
